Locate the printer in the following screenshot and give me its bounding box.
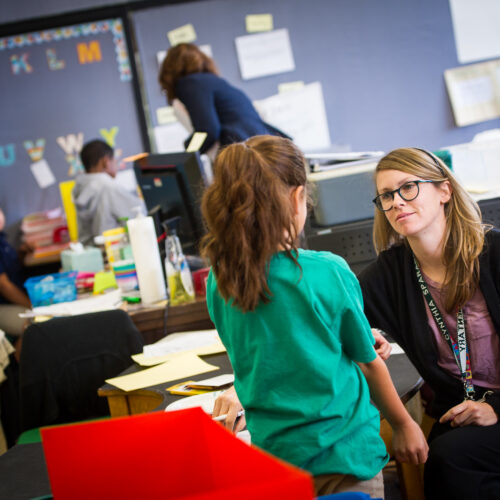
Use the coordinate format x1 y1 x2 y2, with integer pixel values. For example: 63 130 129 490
306 154 383 227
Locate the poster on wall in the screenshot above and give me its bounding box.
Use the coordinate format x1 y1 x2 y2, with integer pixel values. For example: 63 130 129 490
444 59 500 126
0 19 144 226
253 81 331 152
449 0 500 64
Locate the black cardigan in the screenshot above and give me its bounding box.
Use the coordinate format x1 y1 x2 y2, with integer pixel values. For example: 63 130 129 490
359 228 500 418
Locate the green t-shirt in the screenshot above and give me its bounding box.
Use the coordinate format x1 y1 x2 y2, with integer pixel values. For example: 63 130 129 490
206 249 388 479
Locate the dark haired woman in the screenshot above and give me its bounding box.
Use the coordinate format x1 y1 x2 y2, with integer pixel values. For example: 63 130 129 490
158 43 288 157
359 148 500 499
201 135 427 497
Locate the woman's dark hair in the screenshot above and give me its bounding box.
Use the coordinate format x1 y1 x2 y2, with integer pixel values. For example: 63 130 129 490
201 135 308 312
158 43 219 102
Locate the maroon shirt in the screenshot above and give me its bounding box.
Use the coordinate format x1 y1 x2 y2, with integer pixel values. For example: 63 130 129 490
423 273 500 390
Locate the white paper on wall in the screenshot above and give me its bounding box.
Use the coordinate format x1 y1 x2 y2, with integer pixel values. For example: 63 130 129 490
235 28 295 80
253 81 331 152
449 0 500 64
30 159 56 189
153 123 190 153
444 59 500 126
115 168 139 193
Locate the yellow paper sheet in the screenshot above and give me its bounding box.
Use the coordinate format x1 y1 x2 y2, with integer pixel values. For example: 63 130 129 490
105 353 219 392
167 23 197 46
131 340 226 367
245 14 273 33
186 132 207 152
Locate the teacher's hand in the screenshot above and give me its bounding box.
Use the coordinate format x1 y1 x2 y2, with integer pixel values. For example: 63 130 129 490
439 400 498 427
372 329 392 361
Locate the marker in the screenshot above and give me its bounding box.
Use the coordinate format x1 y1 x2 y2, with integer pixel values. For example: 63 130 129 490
212 410 245 422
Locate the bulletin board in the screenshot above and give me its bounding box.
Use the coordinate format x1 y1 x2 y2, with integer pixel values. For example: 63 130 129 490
131 0 500 154
0 18 144 226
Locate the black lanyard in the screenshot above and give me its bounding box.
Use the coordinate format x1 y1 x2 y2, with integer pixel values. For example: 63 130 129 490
413 255 475 400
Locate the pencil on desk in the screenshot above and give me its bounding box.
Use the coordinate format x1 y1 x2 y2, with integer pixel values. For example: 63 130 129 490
212 410 245 422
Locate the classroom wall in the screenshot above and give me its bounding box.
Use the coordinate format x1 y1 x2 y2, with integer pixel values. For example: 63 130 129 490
1 0 499 228
133 0 500 154
0 18 144 227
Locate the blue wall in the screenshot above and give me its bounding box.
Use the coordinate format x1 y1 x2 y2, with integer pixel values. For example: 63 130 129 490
133 0 500 153
1 0 500 226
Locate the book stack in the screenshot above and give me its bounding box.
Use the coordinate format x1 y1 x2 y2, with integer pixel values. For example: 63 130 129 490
21 207 70 259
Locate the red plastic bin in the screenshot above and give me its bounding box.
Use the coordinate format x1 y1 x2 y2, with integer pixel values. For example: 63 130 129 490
41 407 314 500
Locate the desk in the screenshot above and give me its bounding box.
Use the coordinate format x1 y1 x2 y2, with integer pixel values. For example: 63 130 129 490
98 352 231 416
127 297 214 345
98 352 422 418
1 353 422 500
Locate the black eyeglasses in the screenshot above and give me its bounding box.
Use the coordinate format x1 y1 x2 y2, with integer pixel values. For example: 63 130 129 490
372 180 435 211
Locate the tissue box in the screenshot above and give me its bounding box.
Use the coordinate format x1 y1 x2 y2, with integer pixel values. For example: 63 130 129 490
24 271 78 307
61 247 104 273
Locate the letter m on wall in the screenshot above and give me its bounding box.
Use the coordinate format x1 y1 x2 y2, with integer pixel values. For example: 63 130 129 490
77 41 102 64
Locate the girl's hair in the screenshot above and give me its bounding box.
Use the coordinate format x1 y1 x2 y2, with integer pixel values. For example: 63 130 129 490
373 147 487 312
158 43 219 102
201 135 308 312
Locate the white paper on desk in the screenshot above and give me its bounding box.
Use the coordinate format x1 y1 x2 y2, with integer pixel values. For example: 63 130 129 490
30 159 56 189
143 329 220 358
389 343 405 355
235 28 295 80
132 339 226 367
105 352 219 392
254 82 330 152
29 289 123 317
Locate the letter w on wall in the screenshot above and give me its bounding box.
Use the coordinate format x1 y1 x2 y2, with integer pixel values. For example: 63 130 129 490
77 41 102 64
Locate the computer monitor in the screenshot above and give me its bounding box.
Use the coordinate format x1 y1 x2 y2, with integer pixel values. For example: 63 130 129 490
133 152 207 255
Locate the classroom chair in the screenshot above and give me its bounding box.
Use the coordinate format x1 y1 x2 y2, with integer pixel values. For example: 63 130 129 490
18 309 143 432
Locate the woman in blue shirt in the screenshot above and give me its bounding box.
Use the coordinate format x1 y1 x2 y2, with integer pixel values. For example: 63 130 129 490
158 43 288 157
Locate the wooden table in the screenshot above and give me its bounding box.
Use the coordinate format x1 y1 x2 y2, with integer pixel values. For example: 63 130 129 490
98 352 422 418
1 353 423 500
127 296 214 345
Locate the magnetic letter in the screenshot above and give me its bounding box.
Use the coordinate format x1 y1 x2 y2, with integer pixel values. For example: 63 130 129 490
10 53 32 74
56 133 84 155
99 126 119 147
46 48 65 70
0 144 16 167
77 41 102 64
24 138 46 162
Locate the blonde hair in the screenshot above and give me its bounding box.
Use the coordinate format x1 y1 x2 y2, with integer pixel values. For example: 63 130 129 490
200 135 308 312
373 147 487 312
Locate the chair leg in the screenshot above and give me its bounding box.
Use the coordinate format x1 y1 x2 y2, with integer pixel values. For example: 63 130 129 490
397 461 425 500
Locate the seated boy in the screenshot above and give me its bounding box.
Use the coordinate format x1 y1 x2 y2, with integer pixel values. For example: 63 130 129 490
73 140 145 245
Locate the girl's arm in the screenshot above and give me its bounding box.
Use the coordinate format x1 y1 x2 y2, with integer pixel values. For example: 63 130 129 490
357 355 428 464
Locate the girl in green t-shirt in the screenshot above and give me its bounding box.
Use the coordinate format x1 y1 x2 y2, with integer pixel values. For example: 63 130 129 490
201 135 428 497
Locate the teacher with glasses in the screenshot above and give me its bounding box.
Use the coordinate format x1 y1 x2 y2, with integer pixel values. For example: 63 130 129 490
359 147 500 499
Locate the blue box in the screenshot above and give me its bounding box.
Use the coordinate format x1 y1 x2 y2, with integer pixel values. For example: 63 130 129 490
24 271 78 307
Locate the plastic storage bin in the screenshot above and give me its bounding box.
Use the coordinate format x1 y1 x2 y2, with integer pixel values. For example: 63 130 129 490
41 408 314 500
24 271 77 307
